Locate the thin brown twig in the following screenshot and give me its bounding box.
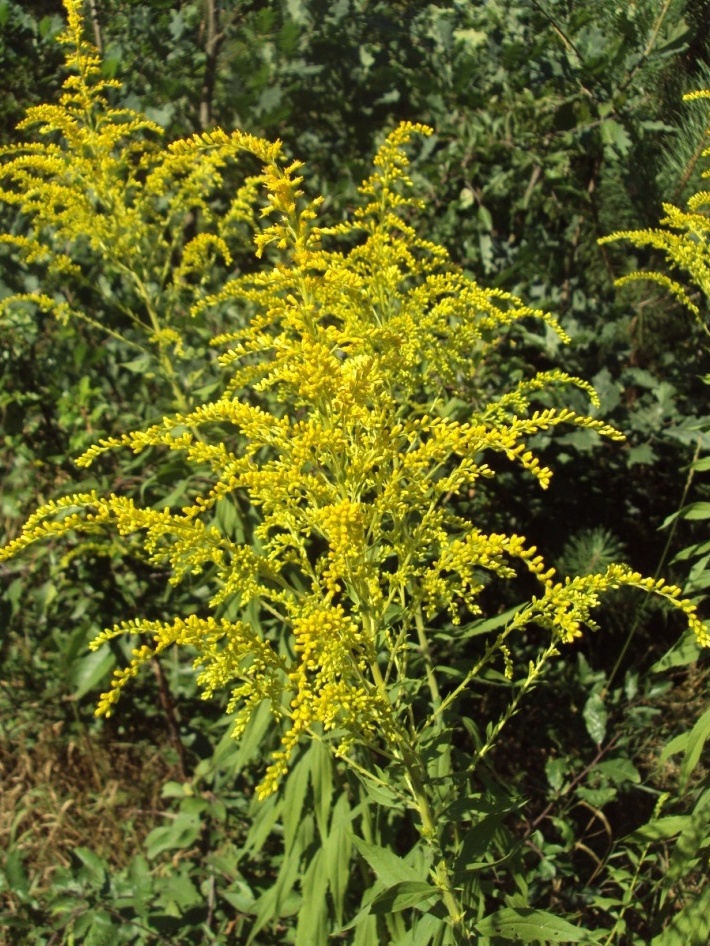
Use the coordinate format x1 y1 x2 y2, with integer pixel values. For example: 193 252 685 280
86 0 103 52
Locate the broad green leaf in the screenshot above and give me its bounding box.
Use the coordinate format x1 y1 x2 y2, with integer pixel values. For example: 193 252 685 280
125 855 151 919
545 757 568 792
627 443 655 466
679 502 710 520
3 850 29 897
595 758 640 786
651 629 702 672
370 881 440 915
144 811 201 859
222 879 256 914
459 187 475 209
69 644 115 700
295 849 329 946
583 692 607 745
154 868 202 912
600 118 632 154
453 813 505 876
475 908 602 942
324 793 354 926
478 205 493 231
351 836 424 887
655 17 689 55
630 815 690 844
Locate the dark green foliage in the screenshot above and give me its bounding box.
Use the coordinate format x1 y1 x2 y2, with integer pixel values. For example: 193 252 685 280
0 0 64 138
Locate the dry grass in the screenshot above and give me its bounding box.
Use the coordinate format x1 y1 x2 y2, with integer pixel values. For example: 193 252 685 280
0 717 182 924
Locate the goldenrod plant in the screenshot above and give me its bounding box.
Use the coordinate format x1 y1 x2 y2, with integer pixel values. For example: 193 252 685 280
600 89 710 335
0 0 262 413
2 3 709 944
599 90 710 946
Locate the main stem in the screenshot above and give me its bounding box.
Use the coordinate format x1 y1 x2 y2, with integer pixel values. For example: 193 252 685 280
401 741 472 945
369 598 471 940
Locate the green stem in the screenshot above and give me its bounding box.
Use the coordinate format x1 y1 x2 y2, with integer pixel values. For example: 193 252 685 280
425 613 524 729
414 604 442 711
467 640 558 777
400 741 472 945
367 630 469 939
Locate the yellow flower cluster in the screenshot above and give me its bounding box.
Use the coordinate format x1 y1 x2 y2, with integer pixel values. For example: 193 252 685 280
0 0 289 401
258 602 388 799
2 3 707 796
600 89 710 331
316 500 370 596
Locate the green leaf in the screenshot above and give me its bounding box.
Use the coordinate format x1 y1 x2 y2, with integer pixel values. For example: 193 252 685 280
411 911 446 946
370 881 440 915
459 603 522 641
70 645 115 700
352 913 379 944
247 812 314 945
583 692 607 745
627 443 655 466
295 850 330 946
309 738 334 840
222 879 256 914
630 815 690 844
453 812 506 876
475 908 602 942
600 118 632 155
351 836 423 886
655 17 689 55
679 502 710 520
595 758 640 786
154 868 202 911
283 748 312 849
677 705 710 788
651 883 710 945
666 786 710 884
74 847 109 889
3 850 29 897
459 187 475 210
545 757 568 792
144 811 201 859
478 205 493 231
82 912 118 946
357 774 403 808
323 793 354 927
651 628 703 672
